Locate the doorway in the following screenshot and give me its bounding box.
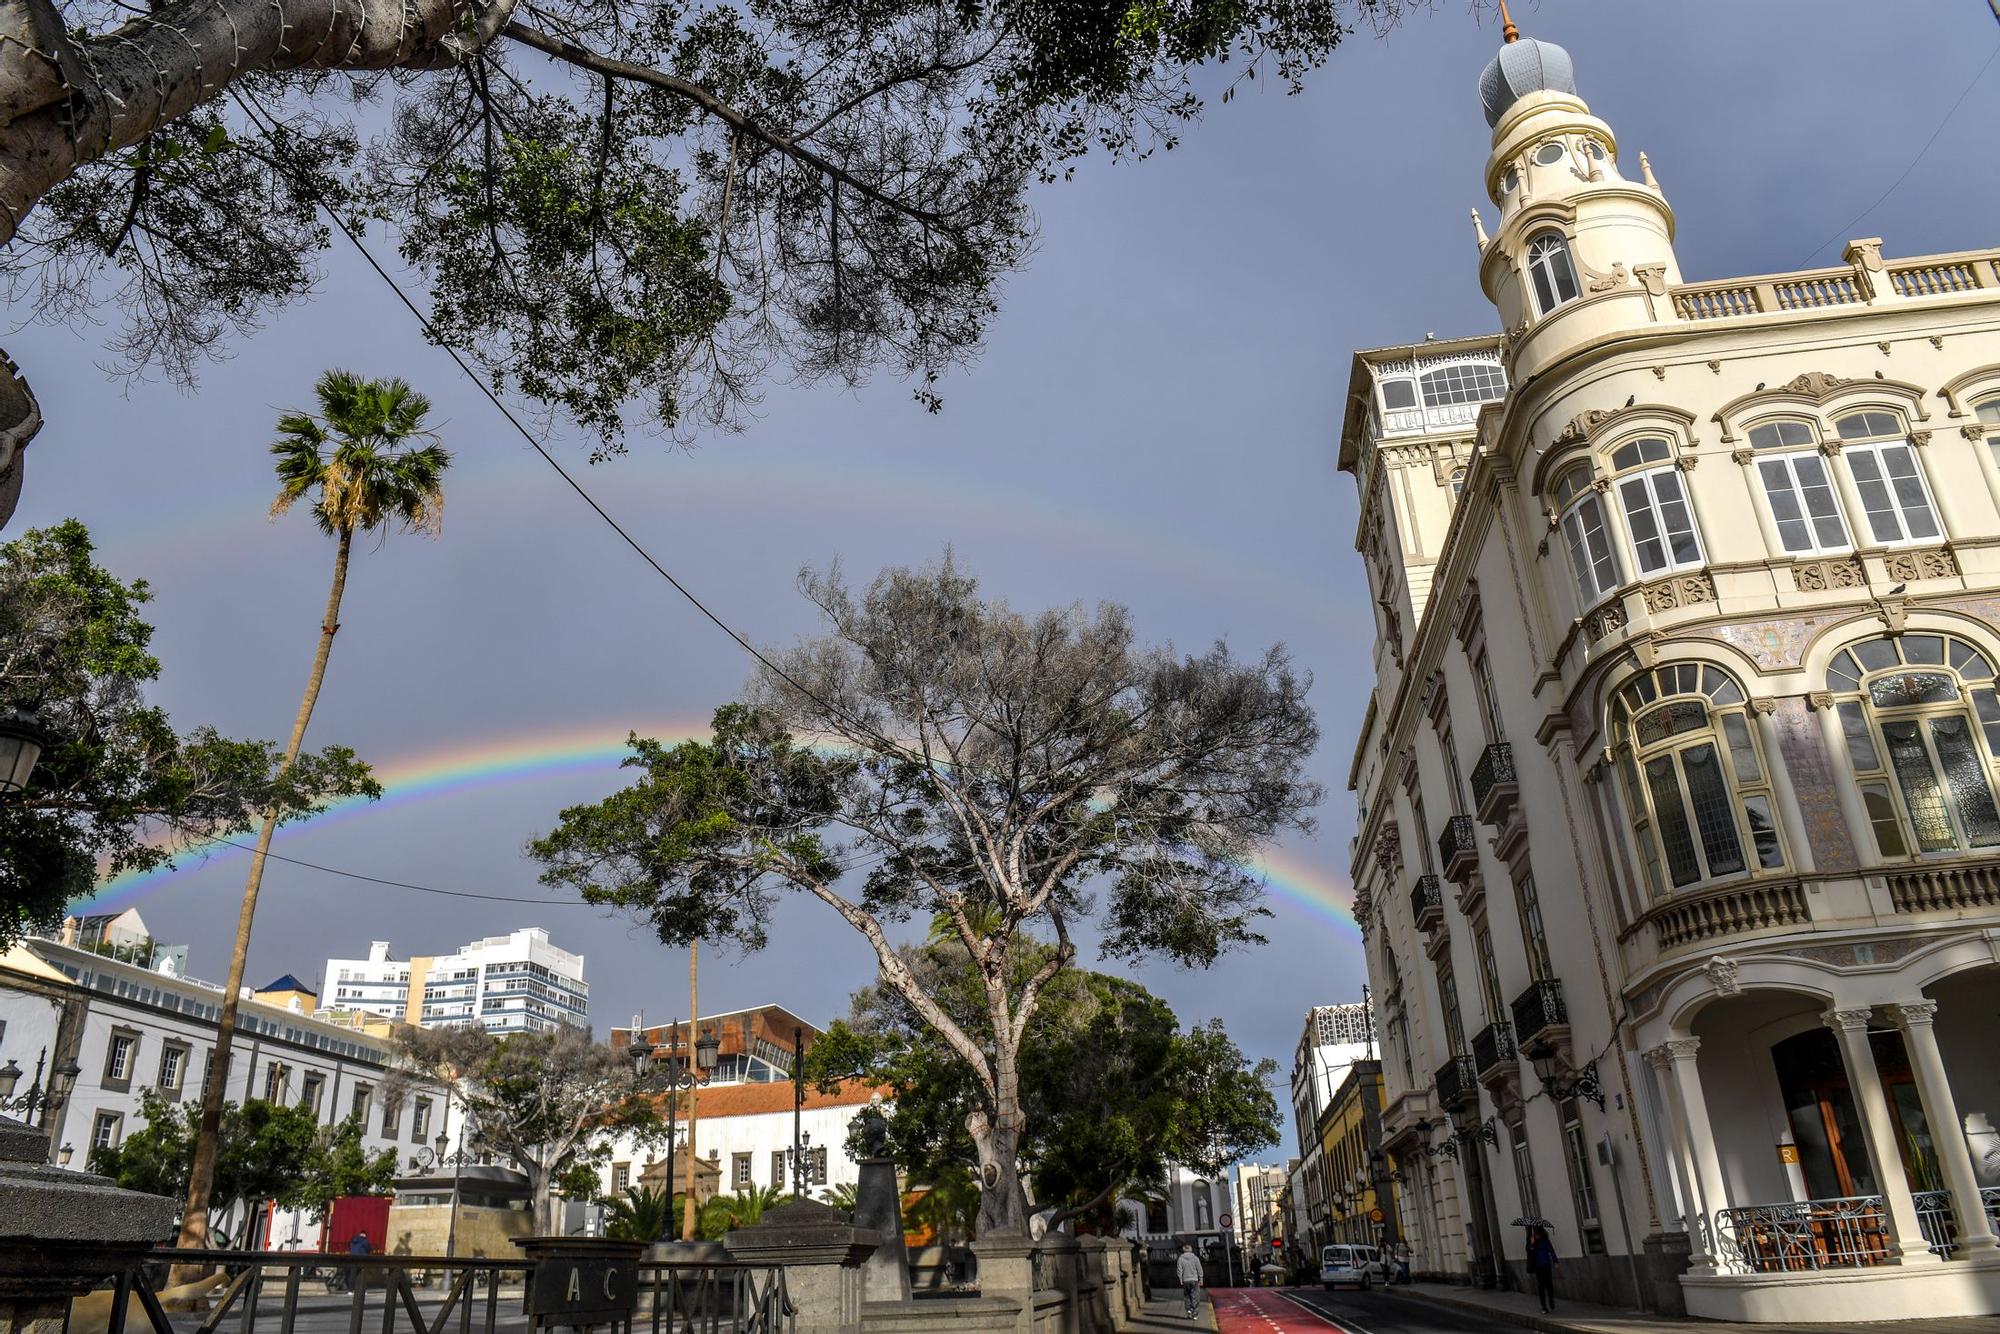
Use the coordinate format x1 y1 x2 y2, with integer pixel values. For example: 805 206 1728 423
1771 1026 1941 1200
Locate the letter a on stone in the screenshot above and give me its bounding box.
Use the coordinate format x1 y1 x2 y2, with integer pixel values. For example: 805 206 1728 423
566 1268 581 1301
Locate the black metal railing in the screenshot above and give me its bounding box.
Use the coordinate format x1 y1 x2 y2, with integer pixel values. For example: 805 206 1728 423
1434 1055 1478 1111
67 1248 792 1334
1409 875 1444 929
1469 743 1517 823
1511 978 1568 1042
1471 1021 1516 1079
1437 816 1479 882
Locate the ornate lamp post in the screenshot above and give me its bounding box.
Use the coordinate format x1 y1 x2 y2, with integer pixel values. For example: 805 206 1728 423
411 1097 470 1257
0 1048 81 1160
1523 1041 1606 1111
0 707 51 794
631 1022 717 1241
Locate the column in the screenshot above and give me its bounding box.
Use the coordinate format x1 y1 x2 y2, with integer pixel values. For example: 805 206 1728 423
1892 1001 2000 1259
1753 704 1816 875
1647 1040 1723 1272
1823 1007 1941 1265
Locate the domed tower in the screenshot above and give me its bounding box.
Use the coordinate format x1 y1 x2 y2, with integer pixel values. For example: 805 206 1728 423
1474 6 1681 380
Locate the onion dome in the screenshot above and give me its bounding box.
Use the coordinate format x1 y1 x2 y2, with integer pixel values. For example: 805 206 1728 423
1478 34 1576 128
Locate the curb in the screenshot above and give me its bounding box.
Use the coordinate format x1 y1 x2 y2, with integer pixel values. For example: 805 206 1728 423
1394 1285 1641 1334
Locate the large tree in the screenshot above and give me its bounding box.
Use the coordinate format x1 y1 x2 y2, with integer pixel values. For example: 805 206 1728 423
393 1024 667 1233
179 370 449 1252
810 935 1280 1231
0 0 1413 473
0 519 377 947
530 556 1318 1234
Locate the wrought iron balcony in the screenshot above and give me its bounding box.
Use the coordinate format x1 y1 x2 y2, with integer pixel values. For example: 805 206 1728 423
1434 1054 1479 1112
1470 742 1518 826
1410 875 1444 932
1438 815 1480 886
1511 978 1568 1044
1471 1021 1516 1081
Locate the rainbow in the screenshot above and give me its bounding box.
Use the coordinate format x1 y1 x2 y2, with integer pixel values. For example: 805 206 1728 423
81 725 1359 940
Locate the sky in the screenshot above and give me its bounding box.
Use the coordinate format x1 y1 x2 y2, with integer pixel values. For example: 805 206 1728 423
11 1 2000 1161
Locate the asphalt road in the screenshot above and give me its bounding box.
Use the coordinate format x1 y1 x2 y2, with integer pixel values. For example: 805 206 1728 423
1213 1285 1525 1334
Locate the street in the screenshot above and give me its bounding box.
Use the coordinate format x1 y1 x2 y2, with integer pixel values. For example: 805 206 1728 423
1212 1286 1522 1334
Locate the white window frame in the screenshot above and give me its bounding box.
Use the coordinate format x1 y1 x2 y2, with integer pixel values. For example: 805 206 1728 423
1615 466 1705 577
1555 469 1619 608
92 1111 123 1150
157 1044 186 1091
1526 231 1581 317
1835 413 1940 547
1747 421 1852 556
1977 398 2000 472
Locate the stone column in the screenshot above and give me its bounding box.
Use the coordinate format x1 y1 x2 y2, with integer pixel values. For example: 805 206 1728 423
1752 705 1816 875
972 1232 1041 1334
1650 1038 1730 1272
1823 1007 1941 1265
721 1198 880 1334
0 1117 177 1334
1891 1001 1999 1259
851 1156 911 1303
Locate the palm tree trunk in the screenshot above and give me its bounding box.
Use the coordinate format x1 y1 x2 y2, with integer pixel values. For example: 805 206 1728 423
176 527 354 1259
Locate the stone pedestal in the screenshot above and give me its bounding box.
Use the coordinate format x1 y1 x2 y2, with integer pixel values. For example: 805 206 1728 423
723 1198 879 1334
851 1159 910 1304
0 1116 176 1334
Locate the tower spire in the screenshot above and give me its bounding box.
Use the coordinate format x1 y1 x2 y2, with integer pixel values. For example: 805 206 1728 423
1498 0 1520 43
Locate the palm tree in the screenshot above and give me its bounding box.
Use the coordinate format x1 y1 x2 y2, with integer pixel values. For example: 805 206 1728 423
176 372 449 1253
699 1185 789 1238
605 1185 677 1242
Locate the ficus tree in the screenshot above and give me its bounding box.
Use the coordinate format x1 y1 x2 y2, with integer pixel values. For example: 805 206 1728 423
529 556 1318 1234
393 1023 667 1232
0 0 1419 487
0 519 377 948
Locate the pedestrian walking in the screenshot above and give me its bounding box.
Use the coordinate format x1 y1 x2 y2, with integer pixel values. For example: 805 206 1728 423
1175 1244 1204 1319
1527 1226 1558 1314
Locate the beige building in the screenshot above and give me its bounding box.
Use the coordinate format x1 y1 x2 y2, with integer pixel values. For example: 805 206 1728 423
1342 19 2000 1324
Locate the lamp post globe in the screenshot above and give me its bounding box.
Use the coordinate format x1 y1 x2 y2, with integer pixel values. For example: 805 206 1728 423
0 1059 20 1099
0 707 51 794
695 1028 720 1076
51 1057 80 1099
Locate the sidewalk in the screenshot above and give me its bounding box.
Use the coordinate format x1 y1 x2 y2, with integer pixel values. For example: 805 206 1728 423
1395 1280 2000 1332
1125 1293 1218 1331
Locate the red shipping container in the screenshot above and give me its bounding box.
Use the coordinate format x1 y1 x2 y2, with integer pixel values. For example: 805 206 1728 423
325 1196 392 1253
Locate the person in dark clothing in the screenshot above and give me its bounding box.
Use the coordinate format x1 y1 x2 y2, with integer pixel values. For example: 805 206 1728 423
1527 1227 1558 1313
348 1232 372 1256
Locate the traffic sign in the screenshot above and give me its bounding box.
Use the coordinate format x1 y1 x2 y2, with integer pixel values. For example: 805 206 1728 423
1219 1212 1232 1229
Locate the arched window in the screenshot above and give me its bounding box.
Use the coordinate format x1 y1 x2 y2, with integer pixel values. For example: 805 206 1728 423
1828 632 2000 856
1976 397 2000 471
1552 464 1617 606
1420 361 1507 407
1611 663 1785 897
1607 436 1704 576
1834 411 1939 545
1526 231 1580 316
1748 418 1851 555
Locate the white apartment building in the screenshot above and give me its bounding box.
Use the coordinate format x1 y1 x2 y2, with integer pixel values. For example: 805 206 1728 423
1287 1002 1374 1258
0 934 454 1240
1343 17 2000 1324
322 927 589 1035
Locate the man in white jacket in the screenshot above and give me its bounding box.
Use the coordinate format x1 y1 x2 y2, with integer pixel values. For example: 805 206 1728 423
1175 1244 1204 1319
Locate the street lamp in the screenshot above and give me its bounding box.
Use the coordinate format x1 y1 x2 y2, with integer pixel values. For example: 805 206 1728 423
633 1021 717 1242
0 707 51 794
410 1094 467 1256
57 1143 73 1167
0 1048 78 1145
1523 1041 1606 1111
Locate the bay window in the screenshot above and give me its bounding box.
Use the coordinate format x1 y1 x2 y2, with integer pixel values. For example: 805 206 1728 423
1616 463 1703 576
1612 662 1786 897
1553 464 1618 606
1748 419 1851 555
1828 632 2000 856
1834 410 1940 545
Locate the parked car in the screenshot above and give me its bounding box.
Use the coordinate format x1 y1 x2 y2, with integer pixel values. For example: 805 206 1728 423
1319 1244 1381 1291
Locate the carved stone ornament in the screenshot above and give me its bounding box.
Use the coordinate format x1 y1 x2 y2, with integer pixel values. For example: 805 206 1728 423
1819 440 1846 456
1583 260 1631 294
1792 558 1865 592
1732 447 1756 466
1892 999 1940 1028
1591 476 1613 493
1930 336 1946 350
1584 600 1629 643
1878 341 1893 357
1807 690 1836 710
1664 1036 1701 1061
1675 454 1699 472
1707 360 1722 374
1782 372 1849 398
1556 408 1615 448
1634 263 1670 297
1877 598 1909 635
1374 828 1402 873
1751 698 1779 715
1882 547 1958 583
1910 430 1933 447
1963 423 1990 441
1823 1007 1875 1034
1704 955 1742 996
1652 365 1668 380
1845 238 1886 272
1642 572 1717 614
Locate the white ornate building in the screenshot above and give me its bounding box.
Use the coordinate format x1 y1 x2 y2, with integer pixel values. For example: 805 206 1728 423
1342 18 2000 1323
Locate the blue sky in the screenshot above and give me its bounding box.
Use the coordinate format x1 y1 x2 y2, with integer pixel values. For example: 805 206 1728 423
11 1 2000 1157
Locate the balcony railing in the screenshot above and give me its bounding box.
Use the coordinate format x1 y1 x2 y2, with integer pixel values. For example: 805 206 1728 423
1713 1196 1890 1273
1438 815 1479 886
1410 875 1444 932
1471 1021 1516 1081
1886 862 2000 915
1913 1186 2000 1257
1434 1054 1478 1112
1510 979 1567 1044
1633 877 1811 953
1666 249 1998 325
1470 743 1518 826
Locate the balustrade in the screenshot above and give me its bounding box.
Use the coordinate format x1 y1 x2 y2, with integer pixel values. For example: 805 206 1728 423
1437 815 1479 887
1409 875 1444 933
1713 1196 1890 1273
1471 1021 1516 1080
1470 743 1517 826
1887 863 2000 915
1434 1054 1479 1112
1510 979 1567 1044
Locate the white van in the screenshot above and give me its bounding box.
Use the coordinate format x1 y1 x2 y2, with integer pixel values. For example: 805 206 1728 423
1319 1244 1379 1290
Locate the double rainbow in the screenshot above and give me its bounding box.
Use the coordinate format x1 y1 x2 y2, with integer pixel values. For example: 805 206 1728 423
83 723 1360 940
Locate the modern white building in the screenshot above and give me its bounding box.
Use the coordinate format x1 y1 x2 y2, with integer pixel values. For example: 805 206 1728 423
0 932 455 1243
1342 14 2000 1324
321 927 589 1035
1286 1002 1374 1258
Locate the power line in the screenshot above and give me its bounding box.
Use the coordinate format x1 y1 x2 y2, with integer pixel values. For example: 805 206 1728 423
1800 39 2000 267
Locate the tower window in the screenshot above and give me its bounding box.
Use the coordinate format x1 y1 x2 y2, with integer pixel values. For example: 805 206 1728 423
1502 168 1520 194
1534 141 1567 166
1526 232 1580 316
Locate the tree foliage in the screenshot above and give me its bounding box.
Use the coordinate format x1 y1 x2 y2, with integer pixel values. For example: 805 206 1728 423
530 555 1317 1233
0 520 379 947
809 938 1279 1232
90 1092 395 1237
393 1024 665 1232
4 0 1416 447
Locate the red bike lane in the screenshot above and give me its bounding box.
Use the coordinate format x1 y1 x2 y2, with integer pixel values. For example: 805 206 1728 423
1210 1288 1353 1333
